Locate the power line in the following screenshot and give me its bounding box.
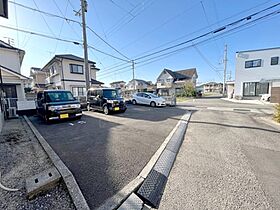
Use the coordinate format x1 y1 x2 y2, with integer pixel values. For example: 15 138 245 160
136 9 280 67
133 3 280 61
9 0 130 61
108 0 135 17
131 0 274 59
0 24 130 62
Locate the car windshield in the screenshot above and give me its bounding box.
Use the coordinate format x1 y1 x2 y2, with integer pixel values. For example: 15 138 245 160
46 91 75 102
103 90 119 99
149 94 159 98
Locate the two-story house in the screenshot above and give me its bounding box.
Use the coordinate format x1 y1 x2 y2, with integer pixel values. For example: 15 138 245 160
235 47 280 102
110 81 126 90
0 40 29 101
203 82 223 94
30 67 47 92
156 68 198 96
42 54 103 97
123 79 156 98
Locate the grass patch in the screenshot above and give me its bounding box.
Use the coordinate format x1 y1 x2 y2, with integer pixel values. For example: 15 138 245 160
176 97 189 102
273 103 280 123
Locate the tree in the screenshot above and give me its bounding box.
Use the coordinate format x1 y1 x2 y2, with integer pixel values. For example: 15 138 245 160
182 82 196 97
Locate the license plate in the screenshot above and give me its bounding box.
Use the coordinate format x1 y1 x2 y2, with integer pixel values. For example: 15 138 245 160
60 113 69 119
114 107 120 111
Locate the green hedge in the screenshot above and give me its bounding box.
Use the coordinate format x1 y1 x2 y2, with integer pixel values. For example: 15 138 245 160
274 103 280 123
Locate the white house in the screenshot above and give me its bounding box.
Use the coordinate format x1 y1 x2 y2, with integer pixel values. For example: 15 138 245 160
0 40 29 101
42 54 103 97
156 68 198 96
235 47 280 102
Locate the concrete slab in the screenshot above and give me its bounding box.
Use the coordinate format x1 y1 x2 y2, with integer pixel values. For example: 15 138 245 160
117 193 143 210
26 167 61 199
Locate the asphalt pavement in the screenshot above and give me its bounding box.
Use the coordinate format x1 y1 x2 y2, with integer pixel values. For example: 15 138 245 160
160 101 280 209
29 104 186 209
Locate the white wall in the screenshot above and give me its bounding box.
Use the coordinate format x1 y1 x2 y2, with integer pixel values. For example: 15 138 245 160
235 48 280 97
0 48 21 73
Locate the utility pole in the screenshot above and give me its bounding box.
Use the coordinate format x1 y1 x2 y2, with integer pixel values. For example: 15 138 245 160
81 0 90 90
132 60 136 92
223 44 227 96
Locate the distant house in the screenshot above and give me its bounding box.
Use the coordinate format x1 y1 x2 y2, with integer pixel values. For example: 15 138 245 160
110 81 126 90
124 79 156 98
203 82 223 94
235 47 280 102
156 68 198 96
42 54 103 97
30 67 47 92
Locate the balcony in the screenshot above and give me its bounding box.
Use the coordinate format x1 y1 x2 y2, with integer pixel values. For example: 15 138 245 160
156 82 172 89
45 73 61 86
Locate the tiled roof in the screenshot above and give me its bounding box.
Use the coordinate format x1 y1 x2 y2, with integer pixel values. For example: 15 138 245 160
164 68 197 80
55 54 96 64
91 79 104 85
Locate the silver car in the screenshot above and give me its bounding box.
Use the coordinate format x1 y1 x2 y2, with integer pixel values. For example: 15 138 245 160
132 92 166 107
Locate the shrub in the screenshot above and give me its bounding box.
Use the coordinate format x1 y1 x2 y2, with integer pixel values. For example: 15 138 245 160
182 82 196 97
274 103 280 123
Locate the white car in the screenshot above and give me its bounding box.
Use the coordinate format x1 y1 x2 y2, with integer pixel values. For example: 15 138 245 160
132 92 166 107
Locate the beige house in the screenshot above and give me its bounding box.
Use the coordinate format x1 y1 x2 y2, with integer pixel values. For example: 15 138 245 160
110 81 126 90
203 82 223 93
42 54 103 97
30 67 47 92
156 68 198 96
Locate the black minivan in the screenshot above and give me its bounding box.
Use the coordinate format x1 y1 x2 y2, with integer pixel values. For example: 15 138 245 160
36 90 82 122
87 88 126 114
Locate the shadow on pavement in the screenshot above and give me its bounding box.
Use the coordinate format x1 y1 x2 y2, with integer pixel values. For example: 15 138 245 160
29 115 122 209
189 120 280 134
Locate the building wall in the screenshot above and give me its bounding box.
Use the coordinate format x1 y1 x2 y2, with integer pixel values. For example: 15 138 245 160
0 48 21 73
235 48 280 98
157 71 173 88
62 59 96 81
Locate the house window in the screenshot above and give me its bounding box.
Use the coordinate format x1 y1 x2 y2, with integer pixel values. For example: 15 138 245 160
70 64 83 74
243 82 269 96
166 79 171 82
72 87 86 96
271 57 279 65
245 59 261 68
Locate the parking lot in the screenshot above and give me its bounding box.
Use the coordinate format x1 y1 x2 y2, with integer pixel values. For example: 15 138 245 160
29 104 186 209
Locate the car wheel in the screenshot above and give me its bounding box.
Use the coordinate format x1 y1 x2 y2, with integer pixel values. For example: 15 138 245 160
150 101 156 107
132 99 137 105
44 115 50 124
103 105 109 115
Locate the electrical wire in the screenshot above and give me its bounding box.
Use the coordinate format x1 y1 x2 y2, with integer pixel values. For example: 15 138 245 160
0 24 130 62
133 2 280 61
9 1 130 61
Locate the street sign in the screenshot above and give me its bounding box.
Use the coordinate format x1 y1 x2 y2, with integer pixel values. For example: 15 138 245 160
0 0 8 19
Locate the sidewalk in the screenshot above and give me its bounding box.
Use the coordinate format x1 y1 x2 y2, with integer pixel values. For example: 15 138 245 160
221 97 275 106
159 109 280 209
0 117 74 210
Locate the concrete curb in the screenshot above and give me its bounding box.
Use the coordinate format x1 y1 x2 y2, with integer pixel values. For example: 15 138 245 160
135 111 191 208
98 111 192 210
23 116 90 210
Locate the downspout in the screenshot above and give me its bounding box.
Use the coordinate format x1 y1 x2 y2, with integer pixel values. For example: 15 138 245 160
60 58 66 89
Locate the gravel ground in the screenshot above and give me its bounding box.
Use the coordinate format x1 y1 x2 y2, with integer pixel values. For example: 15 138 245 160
160 109 280 209
0 117 75 210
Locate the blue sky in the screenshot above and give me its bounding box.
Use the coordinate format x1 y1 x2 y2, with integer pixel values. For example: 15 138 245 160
0 0 280 85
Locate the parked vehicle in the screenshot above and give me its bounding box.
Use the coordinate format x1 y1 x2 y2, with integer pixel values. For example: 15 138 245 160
87 88 127 115
132 92 166 107
36 90 82 122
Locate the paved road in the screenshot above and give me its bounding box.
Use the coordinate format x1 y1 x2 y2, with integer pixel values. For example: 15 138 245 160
29 104 186 209
160 101 280 209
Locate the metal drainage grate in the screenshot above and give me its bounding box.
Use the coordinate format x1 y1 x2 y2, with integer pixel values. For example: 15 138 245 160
136 169 167 208
154 149 176 177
